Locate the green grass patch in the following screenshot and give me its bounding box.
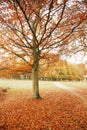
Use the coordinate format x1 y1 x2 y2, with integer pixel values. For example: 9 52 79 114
0 79 56 92
0 79 86 93
61 81 87 88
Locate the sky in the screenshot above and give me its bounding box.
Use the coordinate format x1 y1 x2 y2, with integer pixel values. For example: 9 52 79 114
66 53 87 64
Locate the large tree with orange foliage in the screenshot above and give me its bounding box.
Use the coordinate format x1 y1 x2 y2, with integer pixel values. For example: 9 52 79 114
0 0 87 98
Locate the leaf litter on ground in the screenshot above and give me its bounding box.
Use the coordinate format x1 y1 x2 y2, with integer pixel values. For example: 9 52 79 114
0 86 87 130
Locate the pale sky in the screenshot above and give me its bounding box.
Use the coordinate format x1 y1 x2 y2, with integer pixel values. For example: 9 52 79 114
66 53 87 64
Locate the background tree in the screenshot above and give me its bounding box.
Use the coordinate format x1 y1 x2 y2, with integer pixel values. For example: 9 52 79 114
0 52 32 78
39 59 86 81
0 0 87 98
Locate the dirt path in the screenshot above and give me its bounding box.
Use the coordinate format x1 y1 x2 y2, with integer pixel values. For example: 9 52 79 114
54 82 87 107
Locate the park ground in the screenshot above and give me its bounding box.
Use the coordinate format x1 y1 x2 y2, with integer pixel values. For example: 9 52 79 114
0 79 87 130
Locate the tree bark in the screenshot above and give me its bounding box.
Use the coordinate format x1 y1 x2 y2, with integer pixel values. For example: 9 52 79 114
32 49 41 98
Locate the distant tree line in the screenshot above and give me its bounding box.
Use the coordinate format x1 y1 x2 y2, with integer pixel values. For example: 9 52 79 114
39 60 87 81
0 56 86 81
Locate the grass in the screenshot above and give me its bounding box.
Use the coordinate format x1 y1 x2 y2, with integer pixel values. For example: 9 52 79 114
0 79 87 91
0 79 86 96
0 79 32 89
61 81 87 88
0 79 57 94
0 79 55 87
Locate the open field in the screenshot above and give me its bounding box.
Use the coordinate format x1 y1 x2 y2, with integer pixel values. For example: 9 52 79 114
0 79 56 89
0 79 87 130
61 81 87 88
0 79 86 90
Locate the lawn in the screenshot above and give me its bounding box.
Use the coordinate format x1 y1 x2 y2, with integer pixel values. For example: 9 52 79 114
61 81 87 88
0 79 87 130
0 79 56 89
0 79 86 90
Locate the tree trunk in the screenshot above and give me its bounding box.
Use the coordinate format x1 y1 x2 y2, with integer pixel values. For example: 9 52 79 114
32 50 41 99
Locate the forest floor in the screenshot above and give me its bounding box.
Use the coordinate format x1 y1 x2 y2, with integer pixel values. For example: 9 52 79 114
0 81 87 130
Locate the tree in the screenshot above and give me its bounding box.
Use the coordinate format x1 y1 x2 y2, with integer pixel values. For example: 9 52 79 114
59 1 87 58
0 0 87 98
0 54 32 79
